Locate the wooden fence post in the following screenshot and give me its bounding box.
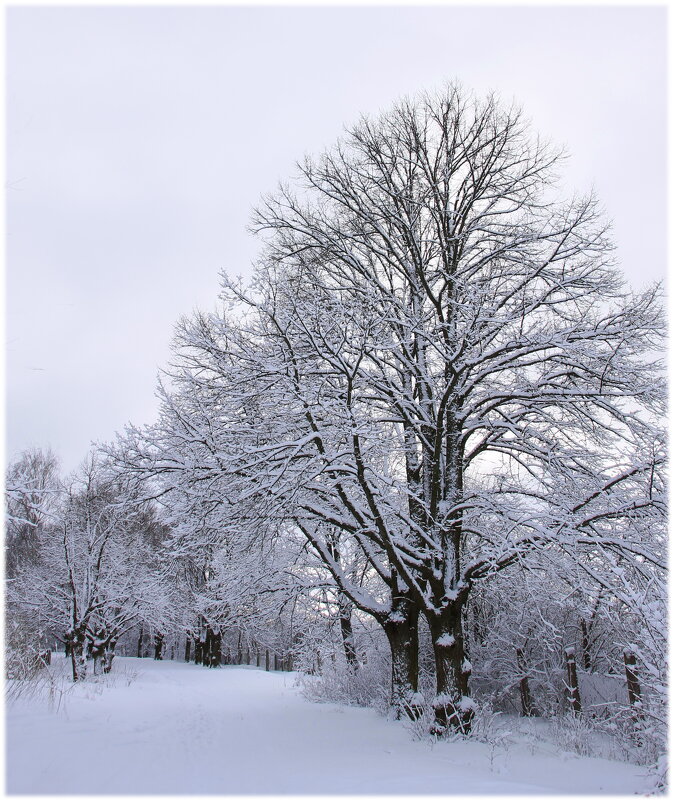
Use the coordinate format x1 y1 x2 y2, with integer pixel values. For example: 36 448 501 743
564 647 582 714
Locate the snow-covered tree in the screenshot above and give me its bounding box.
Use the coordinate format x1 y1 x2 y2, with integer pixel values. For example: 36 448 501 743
5 448 60 578
95 83 665 741
204 83 665 732
8 452 172 680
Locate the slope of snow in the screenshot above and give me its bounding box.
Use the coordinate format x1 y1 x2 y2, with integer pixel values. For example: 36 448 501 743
6 655 650 795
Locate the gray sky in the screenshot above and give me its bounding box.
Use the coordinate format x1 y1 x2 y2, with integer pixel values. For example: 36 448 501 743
6 5 667 475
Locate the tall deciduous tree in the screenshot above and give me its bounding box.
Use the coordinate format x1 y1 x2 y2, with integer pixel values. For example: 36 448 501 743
234 84 664 731
107 83 664 734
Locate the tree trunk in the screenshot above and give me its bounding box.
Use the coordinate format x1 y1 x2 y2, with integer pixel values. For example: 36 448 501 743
103 640 116 674
154 633 164 660
427 607 473 734
623 650 643 720
136 625 144 659
209 629 222 667
564 647 582 714
194 639 203 665
382 597 422 719
203 630 210 666
184 638 191 662
92 642 105 676
69 629 87 682
580 618 592 671
516 647 535 717
338 593 358 671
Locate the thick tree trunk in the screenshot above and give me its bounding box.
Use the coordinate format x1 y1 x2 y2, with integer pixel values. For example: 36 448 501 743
154 633 164 661
427 608 473 734
382 598 422 719
208 628 221 667
92 643 105 676
338 593 358 671
194 639 203 665
69 629 87 682
185 638 192 663
103 640 116 674
137 625 144 659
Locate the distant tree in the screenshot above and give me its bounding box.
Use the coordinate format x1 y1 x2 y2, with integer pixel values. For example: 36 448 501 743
8 452 172 681
5 448 60 577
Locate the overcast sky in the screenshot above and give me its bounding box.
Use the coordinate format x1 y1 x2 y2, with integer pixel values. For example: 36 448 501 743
6 5 667 475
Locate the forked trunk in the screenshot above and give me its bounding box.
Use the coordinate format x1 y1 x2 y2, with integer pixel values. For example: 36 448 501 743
427 609 474 734
382 598 422 719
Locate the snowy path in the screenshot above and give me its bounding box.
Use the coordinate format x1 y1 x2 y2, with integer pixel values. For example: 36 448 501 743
7 656 649 795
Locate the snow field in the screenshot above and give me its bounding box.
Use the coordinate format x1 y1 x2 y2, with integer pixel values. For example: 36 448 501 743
6 655 652 795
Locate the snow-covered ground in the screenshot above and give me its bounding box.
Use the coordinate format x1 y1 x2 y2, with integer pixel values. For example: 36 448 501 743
6 655 652 795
